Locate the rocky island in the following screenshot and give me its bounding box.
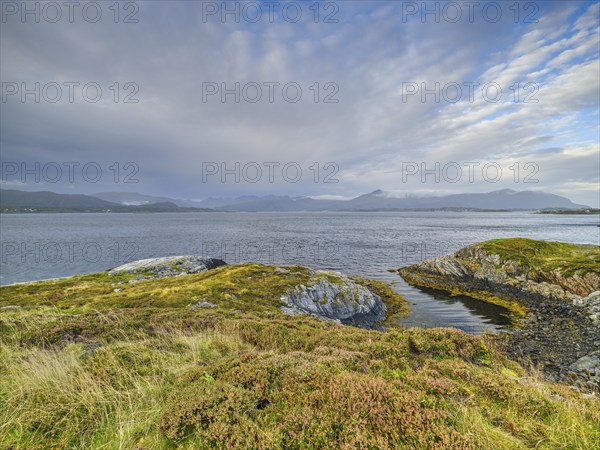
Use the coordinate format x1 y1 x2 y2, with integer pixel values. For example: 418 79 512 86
399 238 600 393
1 252 598 448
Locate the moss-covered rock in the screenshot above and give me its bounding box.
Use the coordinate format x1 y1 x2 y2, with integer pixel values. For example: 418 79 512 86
280 269 387 328
399 238 599 312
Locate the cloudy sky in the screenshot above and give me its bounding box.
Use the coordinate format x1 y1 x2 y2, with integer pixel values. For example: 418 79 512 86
1 0 599 206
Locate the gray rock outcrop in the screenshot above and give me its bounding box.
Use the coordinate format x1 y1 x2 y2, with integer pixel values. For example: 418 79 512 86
190 301 218 309
280 270 387 329
109 256 226 280
573 290 600 326
399 244 599 305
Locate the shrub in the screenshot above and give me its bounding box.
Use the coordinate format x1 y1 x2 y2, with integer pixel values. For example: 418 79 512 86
158 380 258 442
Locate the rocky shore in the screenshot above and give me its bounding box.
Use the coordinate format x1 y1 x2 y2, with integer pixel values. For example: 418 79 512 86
398 238 600 394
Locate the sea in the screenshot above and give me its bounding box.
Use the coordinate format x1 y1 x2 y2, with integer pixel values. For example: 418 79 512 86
1 211 598 334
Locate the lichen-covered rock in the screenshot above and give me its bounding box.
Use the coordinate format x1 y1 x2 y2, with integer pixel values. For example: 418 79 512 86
280 270 387 329
399 243 599 307
109 256 226 280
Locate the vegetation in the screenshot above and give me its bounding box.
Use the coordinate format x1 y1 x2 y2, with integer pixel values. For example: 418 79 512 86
481 238 600 277
400 239 600 316
0 264 406 316
0 264 598 449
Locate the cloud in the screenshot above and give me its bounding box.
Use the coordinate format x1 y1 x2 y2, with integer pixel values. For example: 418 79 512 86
1 0 598 206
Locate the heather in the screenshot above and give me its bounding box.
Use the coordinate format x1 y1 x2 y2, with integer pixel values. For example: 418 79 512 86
0 264 598 449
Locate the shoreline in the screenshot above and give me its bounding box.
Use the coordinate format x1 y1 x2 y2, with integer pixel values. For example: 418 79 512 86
398 238 600 394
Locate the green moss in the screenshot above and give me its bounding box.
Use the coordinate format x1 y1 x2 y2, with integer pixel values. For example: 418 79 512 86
0 264 313 312
351 276 411 326
481 238 600 276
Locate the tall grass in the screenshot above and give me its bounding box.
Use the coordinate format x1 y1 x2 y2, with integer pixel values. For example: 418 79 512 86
0 327 250 449
0 309 598 449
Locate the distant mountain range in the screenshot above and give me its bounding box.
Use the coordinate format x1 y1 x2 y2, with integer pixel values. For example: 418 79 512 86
0 188 589 213
90 188 589 211
0 189 212 213
91 192 285 209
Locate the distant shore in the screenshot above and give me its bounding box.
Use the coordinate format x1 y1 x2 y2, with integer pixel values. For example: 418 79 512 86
535 209 600 215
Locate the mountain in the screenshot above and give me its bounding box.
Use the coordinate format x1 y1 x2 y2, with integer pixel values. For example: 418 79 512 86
1 189 116 209
0 189 213 213
2 188 588 213
91 192 217 208
92 192 181 206
338 189 588 211
91 192 291 209
194 196 263 209
215 189 588 212
216 196 337 212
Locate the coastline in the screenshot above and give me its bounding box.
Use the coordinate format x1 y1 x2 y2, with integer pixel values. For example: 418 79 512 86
398 238 600 394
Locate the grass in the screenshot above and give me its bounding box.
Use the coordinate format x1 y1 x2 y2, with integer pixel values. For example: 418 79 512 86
481 238 600 277
0 263 599 449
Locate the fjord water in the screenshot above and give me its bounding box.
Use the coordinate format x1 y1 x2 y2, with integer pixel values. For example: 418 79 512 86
1 211 598 333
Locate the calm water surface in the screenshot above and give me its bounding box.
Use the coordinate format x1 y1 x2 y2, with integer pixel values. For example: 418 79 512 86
1 211 598 334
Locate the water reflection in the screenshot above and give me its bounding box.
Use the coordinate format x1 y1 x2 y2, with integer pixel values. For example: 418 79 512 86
393 281 513 334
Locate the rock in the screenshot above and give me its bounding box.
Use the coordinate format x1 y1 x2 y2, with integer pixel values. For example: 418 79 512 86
399 243 599 306
83 342 104 354
113 288 122 293
109 256 226 280
569 353 600 372
190 301 217 310
574 291 600 326
0 305 21 310
280 270 386 329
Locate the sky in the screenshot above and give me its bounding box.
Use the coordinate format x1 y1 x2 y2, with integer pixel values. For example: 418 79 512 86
1 0 599 206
